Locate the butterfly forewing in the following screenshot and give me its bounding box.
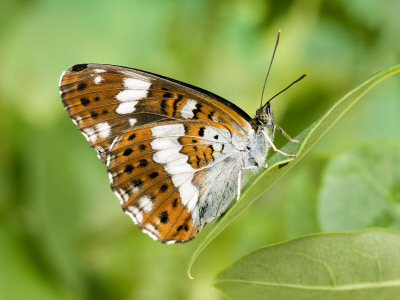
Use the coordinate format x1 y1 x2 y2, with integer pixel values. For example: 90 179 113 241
59 63 254 243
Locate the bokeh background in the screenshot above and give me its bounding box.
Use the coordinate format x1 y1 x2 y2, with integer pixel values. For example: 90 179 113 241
1 0 399 299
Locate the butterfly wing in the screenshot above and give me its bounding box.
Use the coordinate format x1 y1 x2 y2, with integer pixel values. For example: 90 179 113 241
60 63 255 243
60 63 253 160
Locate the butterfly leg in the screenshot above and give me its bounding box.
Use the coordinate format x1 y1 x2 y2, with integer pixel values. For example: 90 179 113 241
262 130 296 158
274 125 298 143
237 169 242 200
236 166 258 200
237 165 261 197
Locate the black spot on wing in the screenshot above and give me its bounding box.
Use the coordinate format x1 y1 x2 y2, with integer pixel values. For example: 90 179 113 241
139 159 148 167
149 172 159 178
199 203 208 218
173 94 183 116
196 155 201 167
81 98 90 106
192 103 202 119
123 148 133 156
90 111 99 119
71 64 88 72
163 92 173 98
160 99 167 114
124 164 134 174
159 211 169 223
132 179 143 187
198 127 205 137
160 184 168 192
77 83 87 91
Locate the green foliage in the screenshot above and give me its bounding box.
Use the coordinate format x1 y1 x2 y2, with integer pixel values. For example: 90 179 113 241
319 142 400 231
213 229 400 300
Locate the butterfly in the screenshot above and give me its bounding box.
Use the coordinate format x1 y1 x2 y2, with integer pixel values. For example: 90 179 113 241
59 48 304 244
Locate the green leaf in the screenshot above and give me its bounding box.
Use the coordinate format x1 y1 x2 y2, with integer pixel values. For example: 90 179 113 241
284 166 320 238
187 64 400 277
319 142 400 231
213 229 400 300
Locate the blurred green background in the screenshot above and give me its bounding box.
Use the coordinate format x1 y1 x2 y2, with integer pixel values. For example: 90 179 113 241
1 0 399 299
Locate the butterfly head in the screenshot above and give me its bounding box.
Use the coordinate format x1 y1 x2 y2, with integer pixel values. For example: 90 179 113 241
255 101 274 128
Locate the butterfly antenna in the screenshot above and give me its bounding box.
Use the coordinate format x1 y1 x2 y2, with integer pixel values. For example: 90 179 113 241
260 29 281 108
264 72 309 107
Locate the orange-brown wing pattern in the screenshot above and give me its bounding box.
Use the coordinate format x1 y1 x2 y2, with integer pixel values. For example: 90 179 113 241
107 124 198 243
59 63 253 162
59 63 253 243
105 120 247 243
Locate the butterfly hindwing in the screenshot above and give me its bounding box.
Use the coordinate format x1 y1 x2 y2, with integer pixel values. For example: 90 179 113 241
106 120 247 243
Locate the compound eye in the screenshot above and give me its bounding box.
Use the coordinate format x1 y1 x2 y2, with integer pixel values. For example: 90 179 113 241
258 112 271 124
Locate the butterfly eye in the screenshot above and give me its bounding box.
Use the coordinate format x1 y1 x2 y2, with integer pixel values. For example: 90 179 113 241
256 111 272 126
